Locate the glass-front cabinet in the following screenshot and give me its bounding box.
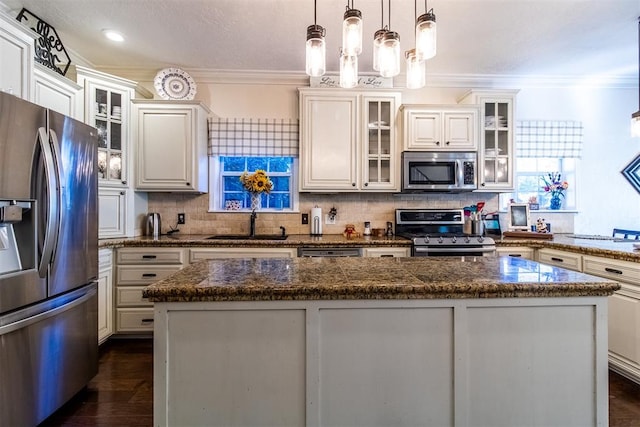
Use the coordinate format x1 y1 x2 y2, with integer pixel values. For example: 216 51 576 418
95 88 124 183
460 90 518 191
363 94 399 190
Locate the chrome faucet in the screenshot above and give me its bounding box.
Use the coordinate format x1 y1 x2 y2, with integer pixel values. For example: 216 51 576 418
250 211 257 237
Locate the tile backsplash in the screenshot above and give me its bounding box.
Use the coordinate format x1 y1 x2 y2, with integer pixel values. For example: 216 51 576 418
147 192 500 236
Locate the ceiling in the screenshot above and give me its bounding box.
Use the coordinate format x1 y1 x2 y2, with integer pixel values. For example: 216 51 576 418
1 0 639 84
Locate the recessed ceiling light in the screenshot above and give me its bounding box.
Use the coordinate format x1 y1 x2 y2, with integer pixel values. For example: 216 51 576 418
102 29 124 42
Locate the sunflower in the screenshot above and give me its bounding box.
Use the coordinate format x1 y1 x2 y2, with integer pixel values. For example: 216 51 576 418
240 169 273 194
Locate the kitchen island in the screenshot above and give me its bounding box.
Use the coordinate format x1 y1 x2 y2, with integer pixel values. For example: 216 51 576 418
144 256 619 427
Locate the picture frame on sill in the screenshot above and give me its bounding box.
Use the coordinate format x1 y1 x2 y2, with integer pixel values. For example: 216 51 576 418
507 203 531 231
529 203 540 210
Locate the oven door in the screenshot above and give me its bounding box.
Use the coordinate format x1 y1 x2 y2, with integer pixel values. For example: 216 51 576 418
413 246 496 257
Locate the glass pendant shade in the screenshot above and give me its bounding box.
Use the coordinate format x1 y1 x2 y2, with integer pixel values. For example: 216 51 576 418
405 49 425 89
372 29 386 71
632 111 640 137
415 11 436 60
378 31 401 78
305 25 326 77
340 54 358 88
342 8 363 56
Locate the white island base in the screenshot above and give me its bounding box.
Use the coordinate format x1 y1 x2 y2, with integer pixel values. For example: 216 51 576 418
153 297 608 427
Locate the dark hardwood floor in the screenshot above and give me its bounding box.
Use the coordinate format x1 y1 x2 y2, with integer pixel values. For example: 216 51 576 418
41 338 640 426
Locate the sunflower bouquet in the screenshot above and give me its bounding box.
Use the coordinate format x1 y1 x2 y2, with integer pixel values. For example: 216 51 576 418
240 169 273 194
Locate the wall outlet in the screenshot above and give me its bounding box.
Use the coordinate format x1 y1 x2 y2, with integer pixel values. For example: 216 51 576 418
301 213 309 224
177 213 185 224
325 214 336 225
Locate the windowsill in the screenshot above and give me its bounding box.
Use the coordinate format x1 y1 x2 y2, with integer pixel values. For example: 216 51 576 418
209 209 299 214
498 209 579 214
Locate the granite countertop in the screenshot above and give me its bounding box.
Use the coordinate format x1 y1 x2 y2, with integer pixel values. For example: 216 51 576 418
99 233 412 248
142 256 620 302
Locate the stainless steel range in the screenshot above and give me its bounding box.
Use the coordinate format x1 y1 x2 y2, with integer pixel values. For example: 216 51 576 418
395 209 496 257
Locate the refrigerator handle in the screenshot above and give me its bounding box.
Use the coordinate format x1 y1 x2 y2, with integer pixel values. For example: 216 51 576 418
37 127 61 278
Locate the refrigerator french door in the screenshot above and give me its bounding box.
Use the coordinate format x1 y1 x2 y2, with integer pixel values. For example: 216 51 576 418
0 92 98 426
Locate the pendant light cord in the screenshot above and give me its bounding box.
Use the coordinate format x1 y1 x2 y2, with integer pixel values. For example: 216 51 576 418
637 17 639 109
314 0 317 25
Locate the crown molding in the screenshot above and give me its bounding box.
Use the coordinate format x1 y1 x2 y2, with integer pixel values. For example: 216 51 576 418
84 66 638 90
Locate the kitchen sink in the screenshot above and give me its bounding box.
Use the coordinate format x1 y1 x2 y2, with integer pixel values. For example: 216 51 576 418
205 234 288 241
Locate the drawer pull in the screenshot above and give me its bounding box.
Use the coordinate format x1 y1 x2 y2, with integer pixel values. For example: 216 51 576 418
509 254 522 257
142 255 157 259
141 318 154 324
550 257 564 262
142 273 157 278
604 267 623 275
380 254 394 257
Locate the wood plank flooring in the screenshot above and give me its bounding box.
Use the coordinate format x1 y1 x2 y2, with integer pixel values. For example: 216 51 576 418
41 338 640 426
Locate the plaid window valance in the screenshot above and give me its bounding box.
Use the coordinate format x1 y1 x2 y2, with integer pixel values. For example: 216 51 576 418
516 120 583 158
208 118 299 157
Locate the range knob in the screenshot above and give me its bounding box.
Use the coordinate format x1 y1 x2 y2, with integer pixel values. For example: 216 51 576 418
451 236 457 243
424 236 430 244
477 236 484 243
465 236 471 243
438 236 444 244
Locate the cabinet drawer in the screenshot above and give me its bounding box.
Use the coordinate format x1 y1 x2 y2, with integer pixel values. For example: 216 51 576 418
116 265 183 285
362 247 411 257
537 249 582 272
189 247 297 262
116 248 185 265
496 247 535 260
116 286 152 307
583 255 640 286
117 308 154 332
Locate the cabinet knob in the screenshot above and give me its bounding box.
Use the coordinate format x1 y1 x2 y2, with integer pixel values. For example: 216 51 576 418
120 191 125 195
352 183 356 187
186 182 191 186
481 183 486 187
122 180 127 185
364 182 368 187
445 141 450 145
435 141 440 145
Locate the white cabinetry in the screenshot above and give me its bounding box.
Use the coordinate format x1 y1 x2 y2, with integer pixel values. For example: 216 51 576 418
98 248 114 344
401 105 478 151
496 246 535 260
363 247 411 257
459 90 518 191
0 12 34 100
537 248 582 271
132 100 211 193
583 255 640 383
33 63 81 119
299 89 401 192
76 66 148 238
115 247 186 333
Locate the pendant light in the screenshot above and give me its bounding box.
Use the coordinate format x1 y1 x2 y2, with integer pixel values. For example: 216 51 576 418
372 0 386 72
415 0 436 61
340 51 358 88
342 1 362 56
632 16 640 137
378 0 401 78
305 0 326 77
406 0 426 88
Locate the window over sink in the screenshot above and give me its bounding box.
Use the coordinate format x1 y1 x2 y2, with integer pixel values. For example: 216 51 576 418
209 156 298 212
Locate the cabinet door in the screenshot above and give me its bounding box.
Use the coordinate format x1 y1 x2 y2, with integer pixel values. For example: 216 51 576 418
0 14 34 100
608 286 640 368
479 97 514 190
300 93 359 191
403 109 441 150
363 94 399 190
443 110 477 150
98 187 127 238
33 64 82 119
137 107 193 190
98 249 113 344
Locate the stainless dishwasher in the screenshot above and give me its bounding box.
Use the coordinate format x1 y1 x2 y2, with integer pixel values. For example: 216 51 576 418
297 247 362 257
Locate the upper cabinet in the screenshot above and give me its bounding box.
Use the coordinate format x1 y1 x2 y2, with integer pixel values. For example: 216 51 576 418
76 65 136 187
299 89 401 192
401 105 478 151
459 90 518 192
0 12 35 100
33 63 82 120
132 100 211 193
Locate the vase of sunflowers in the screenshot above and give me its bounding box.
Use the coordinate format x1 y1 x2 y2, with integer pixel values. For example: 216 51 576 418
240 170 273 211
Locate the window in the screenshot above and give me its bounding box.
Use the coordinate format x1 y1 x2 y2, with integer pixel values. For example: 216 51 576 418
209 156 298 212
500 158 577 210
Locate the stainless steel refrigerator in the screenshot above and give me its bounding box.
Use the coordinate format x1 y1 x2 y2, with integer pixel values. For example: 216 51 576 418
0 92 98 426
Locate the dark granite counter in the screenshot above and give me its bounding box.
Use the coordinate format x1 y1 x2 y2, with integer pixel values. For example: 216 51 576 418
142 256 619 302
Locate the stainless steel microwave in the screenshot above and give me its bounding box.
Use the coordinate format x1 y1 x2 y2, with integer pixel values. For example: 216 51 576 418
401 151 477 192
